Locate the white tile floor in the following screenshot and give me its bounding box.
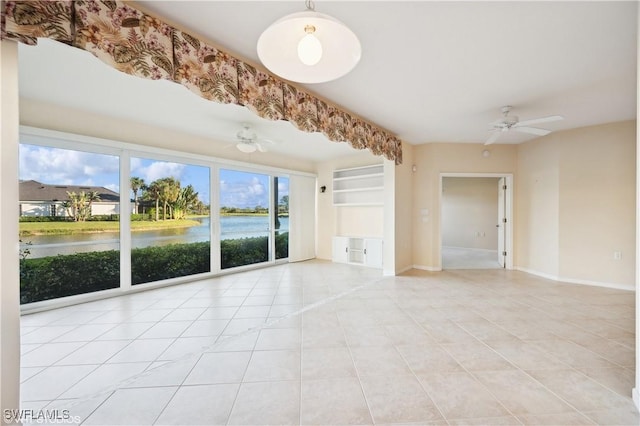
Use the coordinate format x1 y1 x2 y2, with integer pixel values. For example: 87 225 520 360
442 246 502 270
18 260 638 425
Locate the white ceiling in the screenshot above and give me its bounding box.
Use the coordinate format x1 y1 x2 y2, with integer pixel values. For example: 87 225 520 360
18 1 638 162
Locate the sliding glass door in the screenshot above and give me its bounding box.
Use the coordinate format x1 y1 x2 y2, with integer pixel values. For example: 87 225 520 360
18 130 293 306
219 169 271 269
275 176 289 260
130 157 211 284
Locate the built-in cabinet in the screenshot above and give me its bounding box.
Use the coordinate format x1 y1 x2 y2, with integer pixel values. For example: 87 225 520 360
332 236 383 268
332 164 384 206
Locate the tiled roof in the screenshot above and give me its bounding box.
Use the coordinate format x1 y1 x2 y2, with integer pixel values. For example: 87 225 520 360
19 180 120 202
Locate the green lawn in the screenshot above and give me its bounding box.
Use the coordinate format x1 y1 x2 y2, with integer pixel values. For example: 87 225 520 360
19 219 201 236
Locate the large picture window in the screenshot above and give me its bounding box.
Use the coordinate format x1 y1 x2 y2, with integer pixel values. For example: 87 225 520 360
18 129 299 307
130 157 211 285
19 144 121 303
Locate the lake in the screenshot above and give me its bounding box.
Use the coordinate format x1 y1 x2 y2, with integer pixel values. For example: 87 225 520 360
22 216 289 258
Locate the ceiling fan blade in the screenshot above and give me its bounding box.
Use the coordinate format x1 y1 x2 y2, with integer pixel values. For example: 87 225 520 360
484 131 501 145
513 126 552 136
515 115 563 127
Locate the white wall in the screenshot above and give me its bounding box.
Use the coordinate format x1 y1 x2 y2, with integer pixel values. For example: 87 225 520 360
635 5 640 411
412 143 518 270
20 201 120 217
517 121 636 289
1 40 21 418
393 142 414 274
516 138 561 277
442 177 499 250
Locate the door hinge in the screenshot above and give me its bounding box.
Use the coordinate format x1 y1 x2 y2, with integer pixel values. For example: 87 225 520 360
502 251 507 256
503 185 507 190
502 217 507 223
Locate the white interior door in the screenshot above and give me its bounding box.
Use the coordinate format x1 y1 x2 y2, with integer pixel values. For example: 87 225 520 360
497 177 506 267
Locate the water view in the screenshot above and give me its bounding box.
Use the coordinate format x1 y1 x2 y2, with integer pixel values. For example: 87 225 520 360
22 216 289 258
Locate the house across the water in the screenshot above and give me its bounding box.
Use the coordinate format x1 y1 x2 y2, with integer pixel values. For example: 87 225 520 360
19 180 127 217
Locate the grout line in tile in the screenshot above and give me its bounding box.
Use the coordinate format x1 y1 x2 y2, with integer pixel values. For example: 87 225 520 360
44 270 386 420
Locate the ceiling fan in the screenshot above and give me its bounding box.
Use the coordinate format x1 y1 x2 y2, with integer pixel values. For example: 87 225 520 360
234 124 274 153
485 106 564 145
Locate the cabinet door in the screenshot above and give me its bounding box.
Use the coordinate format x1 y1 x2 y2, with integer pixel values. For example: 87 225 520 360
364 238 383 268
332 237 349 263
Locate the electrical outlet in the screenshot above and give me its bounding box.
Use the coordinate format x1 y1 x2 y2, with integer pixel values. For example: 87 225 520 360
613 251 622 260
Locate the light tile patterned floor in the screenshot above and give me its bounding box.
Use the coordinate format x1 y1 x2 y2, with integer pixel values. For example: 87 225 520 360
18 260 638 425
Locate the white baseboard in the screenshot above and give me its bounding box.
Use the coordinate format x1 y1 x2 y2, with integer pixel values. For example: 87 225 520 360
383 268 395 276
443 246 497 253
516 267 635 292
633 388 639 412
395 265 414 275
516 267 559 281
412 264 442 272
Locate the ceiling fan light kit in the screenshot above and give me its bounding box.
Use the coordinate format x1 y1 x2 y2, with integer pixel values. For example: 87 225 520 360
234 124 272 153
257 0 361 83
484 105 564 145
236 142 257 153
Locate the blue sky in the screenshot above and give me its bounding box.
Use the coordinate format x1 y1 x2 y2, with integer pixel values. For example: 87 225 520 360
19 144 288 208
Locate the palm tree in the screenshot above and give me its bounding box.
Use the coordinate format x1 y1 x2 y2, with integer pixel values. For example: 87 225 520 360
130 177 145 214
145 181 162 221
66 191 100 221
156 177 180 220
84 191 101 220
66 191 84 221
174 185 199 219
61 200 72 219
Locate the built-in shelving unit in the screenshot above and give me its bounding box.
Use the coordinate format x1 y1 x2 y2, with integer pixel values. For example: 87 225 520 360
332 164 384 206
332 236 384 268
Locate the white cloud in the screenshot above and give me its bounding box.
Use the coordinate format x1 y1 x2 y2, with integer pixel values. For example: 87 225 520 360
133 161 185 183
104 184 120 193
220 176 268 208
20 145 118 185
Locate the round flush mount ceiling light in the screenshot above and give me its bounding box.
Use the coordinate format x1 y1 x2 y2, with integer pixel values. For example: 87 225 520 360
257 0 361 84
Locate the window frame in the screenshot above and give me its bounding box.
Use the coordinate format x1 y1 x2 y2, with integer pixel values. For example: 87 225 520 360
19 126 314 313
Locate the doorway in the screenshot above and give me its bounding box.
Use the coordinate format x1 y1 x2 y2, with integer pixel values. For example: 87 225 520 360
440 174 513 270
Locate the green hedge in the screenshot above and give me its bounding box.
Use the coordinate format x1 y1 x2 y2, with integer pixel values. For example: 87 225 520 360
20 250 120 304
220 232 288 268
132 242 210 285
130 213 151 221
19 216 72 222
86 214 119 222
20 233 289 304
220 236 268 269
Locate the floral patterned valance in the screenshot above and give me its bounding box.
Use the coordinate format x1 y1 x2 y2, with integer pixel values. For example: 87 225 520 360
1 0 402 164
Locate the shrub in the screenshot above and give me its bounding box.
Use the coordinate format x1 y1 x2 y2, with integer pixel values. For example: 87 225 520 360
87 214 119 222
130 213 151 221
220 236 268 269
20 251 120 304
276 232 289 259
132 242 210 285
19 216 72 222
20 235 290 303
